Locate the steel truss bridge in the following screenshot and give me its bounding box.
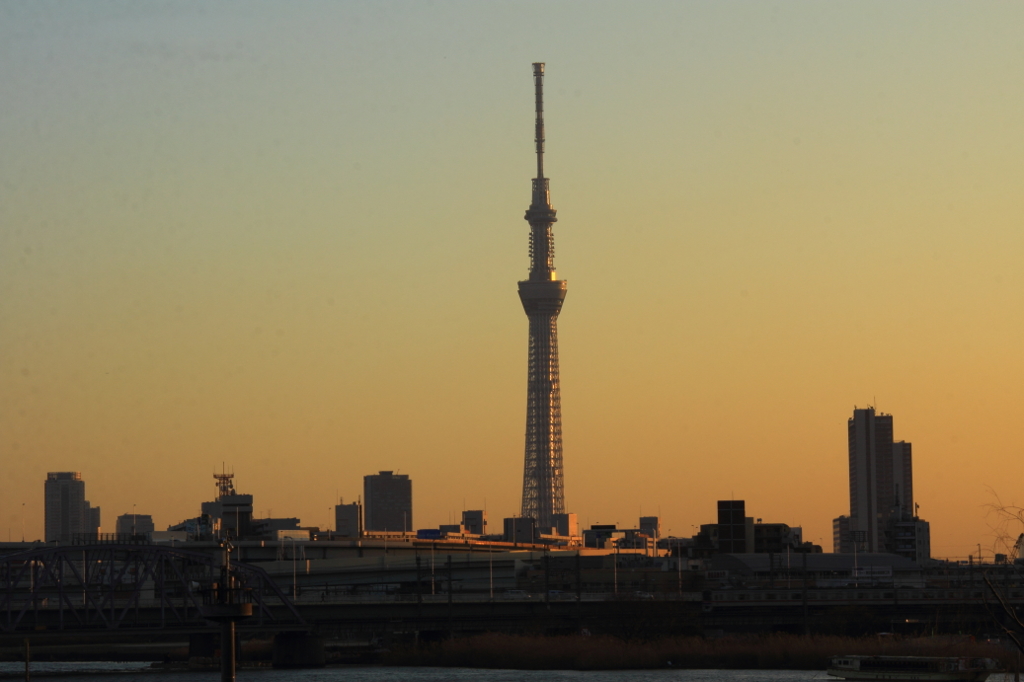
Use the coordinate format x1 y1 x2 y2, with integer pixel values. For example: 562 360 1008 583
0 544 304 636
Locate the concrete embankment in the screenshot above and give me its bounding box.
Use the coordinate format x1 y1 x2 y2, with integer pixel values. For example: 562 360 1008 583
0 642 187 663
383 632 1013 670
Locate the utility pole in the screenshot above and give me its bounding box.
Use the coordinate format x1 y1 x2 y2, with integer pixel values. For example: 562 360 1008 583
446 555 453 638
544 552 550 607
801 551 809 635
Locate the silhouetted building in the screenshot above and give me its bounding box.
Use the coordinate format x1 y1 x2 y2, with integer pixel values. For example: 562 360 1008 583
200 471 253 538
695 500 817 555
552 512 579 538
44 472 100 543
890 517 931 563
364 471 412 532
115 513 154 536
252 517 301 537
583 524 619 549
840 407 917 554
335 500 362 538
640 516 661 540
753 522 803 553
167 514 214 541
893 440 914 520
462 510 486 535
717 501 752 553
504 516 537 544
833 515 853 554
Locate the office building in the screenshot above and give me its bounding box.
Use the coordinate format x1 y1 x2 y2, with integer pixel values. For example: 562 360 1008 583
716 500 752 553
200 471 253 538
834 407 930 559
693 500 818 556
843 407 914 553
364 471 412 532
44 472 101 543
890 517 931 563
893 440 914 520
639 516 661 540
504 516 537 544
462 510 487 535
552 512 579 538
833 515 853 554
753 523 803 554
115 513 155 536
335 500 362 538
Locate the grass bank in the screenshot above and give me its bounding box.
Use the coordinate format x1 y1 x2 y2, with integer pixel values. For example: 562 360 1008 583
383 633 1011 670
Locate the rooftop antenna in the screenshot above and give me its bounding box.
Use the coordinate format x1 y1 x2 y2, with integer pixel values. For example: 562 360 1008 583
213 466 235 499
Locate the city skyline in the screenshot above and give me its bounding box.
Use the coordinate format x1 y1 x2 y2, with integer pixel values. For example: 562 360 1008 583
3 3 1024 557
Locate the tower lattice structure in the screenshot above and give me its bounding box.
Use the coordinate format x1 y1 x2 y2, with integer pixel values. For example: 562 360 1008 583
518 62 567 532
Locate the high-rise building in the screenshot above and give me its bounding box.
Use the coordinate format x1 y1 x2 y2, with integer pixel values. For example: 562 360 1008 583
840 407 916 553
518 63 568 534
363 471 411 532
893 440 914 520
44 472 100 543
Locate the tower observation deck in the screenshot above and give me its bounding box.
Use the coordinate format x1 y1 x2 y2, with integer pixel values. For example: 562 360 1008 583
518 62 567 533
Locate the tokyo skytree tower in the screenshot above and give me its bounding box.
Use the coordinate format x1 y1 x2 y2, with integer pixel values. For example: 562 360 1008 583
518 63 567 532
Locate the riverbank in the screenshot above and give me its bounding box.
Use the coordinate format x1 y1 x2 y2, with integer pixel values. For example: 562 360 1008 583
383 633 1012 670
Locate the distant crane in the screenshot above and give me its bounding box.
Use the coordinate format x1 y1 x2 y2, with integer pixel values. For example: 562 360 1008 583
1010 533 1024 564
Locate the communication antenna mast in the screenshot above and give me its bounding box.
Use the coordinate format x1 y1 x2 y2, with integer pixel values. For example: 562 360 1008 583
214 465 236 500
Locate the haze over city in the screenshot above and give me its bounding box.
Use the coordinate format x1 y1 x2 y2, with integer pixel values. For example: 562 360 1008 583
3 2 1024 558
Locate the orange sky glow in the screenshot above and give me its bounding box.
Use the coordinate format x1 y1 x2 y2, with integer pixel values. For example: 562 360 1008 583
2 2 1024 558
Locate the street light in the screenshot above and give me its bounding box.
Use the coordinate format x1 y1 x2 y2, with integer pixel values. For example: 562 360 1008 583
847 530 867 587
670 531 682 595
613 538 619 596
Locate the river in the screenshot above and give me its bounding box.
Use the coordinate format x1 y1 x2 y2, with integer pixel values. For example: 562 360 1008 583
2 665 1020 682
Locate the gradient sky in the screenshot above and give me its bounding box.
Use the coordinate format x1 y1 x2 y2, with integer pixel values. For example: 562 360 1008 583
2 1 1023 557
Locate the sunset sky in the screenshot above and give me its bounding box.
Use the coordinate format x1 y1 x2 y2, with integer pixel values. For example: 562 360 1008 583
2 2 1024 558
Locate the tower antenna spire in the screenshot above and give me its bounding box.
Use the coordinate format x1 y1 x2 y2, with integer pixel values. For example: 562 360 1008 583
533 62 546 180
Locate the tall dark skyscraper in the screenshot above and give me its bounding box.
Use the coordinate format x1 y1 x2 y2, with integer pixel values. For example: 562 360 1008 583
835 407 915 553
44 471 100 543
518 63 567 533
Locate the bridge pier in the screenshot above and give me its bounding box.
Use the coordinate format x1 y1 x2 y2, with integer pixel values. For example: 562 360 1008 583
272 632 325 669
220 622 237 682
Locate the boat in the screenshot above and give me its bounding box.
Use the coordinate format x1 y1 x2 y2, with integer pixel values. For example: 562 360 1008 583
827 655 1000 681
